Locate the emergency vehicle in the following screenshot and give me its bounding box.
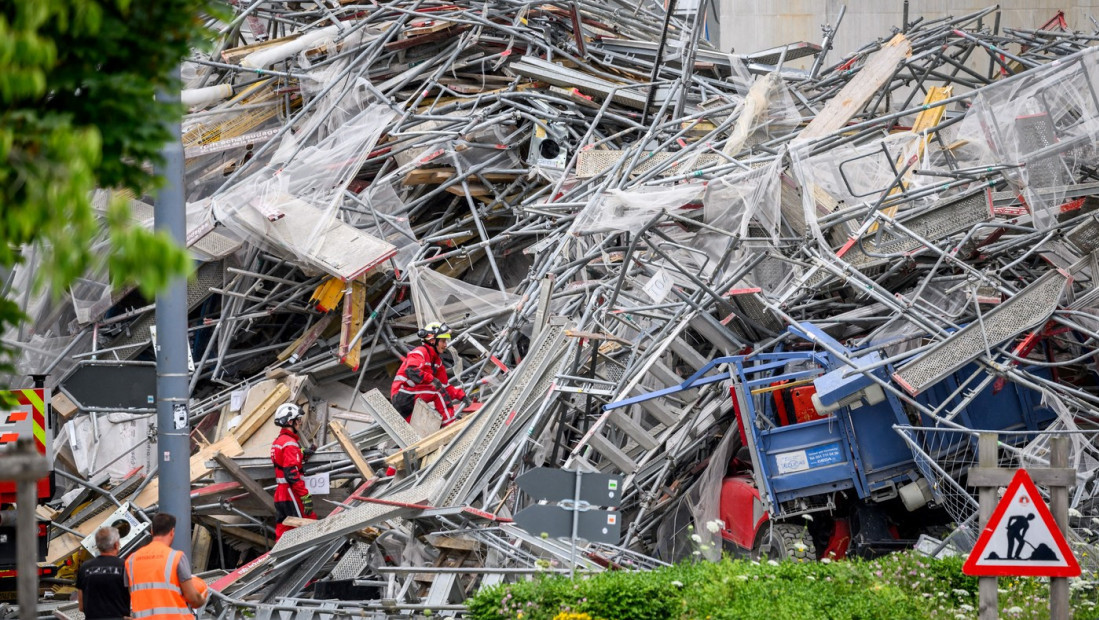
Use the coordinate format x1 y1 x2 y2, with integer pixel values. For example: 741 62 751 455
0 385 57 600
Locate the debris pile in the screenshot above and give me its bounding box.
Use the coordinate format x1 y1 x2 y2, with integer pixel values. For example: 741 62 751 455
13 2 1099 617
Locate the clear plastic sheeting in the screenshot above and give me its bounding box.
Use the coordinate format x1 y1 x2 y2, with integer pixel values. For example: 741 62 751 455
25 2 1099 604
791 132 927 249
209 104 398 279
181 79 288 202
295 27 387 143
864 280 970 356
408 265 521 327
963 46 1099 229
569 184 705 236
686 425 738 562
350 183 418 272
723 72 802 157
240 25 342 70
62 412 154 481
704 158 783 241
69 270 113 326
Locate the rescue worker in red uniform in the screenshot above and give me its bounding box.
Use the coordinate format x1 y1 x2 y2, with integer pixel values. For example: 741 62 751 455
390 322 470 426
270 403 316 540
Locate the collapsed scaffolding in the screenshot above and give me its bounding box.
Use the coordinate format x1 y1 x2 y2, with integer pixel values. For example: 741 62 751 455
10 2 1099 618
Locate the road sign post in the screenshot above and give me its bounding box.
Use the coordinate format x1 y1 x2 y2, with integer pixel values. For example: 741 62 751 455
965 434 1078 620
514 467 621 577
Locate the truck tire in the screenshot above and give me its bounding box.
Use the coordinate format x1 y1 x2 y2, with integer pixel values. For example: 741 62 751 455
766 523 814 562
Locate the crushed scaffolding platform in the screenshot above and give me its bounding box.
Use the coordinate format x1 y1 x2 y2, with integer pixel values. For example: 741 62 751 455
12 3 1099 619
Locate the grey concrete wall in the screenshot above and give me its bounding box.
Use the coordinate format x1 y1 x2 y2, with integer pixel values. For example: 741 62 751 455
717 1 1099 66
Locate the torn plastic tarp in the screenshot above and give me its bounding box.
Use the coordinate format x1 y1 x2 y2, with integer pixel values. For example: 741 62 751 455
409 265 521 327
209 104 398 279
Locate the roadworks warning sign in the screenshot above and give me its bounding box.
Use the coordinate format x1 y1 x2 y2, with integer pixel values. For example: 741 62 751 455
963 468 1080 577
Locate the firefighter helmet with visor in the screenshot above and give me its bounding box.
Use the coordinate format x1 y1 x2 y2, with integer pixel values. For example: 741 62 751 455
418 322 451 342
274 403 304 428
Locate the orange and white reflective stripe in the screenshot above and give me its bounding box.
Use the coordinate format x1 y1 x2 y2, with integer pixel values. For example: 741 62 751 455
0 389 46 454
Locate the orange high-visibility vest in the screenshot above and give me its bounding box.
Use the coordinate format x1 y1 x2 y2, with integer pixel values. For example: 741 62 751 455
125 541 192 620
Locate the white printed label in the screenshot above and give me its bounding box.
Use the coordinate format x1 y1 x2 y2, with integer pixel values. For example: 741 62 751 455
304 472 330 495
230 390 245 413
774 450 810 474
642 268 673 303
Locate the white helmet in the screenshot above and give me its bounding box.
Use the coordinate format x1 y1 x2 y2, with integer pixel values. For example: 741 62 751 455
274 403 304 428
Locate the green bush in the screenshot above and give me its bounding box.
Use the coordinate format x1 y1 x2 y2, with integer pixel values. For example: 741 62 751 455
466 552 1099 620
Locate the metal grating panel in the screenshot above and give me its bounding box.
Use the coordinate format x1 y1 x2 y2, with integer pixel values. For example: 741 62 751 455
425 319 569 506
1015 113 1065 189
736 292 783 333
746 41 823 66
841 188 993 270
64 475 144 528
1067 214 1099 254
261 539 343 603
107 261 225 359
328 540 373 580
893 268 1068 395
269 481 437 557
361 388 420 448
226 194 396 281
191 227 243 259
576 149 723 179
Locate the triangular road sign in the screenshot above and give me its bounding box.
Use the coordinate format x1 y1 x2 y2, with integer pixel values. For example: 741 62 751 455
964 469 1080 577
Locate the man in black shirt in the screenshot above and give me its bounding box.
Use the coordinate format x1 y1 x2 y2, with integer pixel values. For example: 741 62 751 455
76 526 130 620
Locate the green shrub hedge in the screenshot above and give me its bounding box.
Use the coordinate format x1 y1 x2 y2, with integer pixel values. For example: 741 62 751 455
466 552 1099 619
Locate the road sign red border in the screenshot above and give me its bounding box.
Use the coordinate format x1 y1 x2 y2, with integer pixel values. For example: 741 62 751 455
963 468 1080 577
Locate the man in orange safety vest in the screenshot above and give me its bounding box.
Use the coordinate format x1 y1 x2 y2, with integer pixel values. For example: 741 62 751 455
125 513 207 620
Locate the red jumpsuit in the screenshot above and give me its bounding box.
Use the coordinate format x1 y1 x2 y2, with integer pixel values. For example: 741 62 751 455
390 344 467 425
271 426 314 540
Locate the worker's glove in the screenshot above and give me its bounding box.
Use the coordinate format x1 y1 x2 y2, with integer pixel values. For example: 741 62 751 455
461 395 473 409
432 378 446 390
302 493 314 513
302 446 316 462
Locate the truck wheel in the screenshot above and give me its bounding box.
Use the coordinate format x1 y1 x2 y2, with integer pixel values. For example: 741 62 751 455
766 523 814 562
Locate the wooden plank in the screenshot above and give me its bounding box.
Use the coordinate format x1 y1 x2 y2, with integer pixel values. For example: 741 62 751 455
132 435 244 509
444 184 491 197
221 34 302 65
196 515 272 548
213 452 277 515
1050 437 1071 620
278 313 336 363
233 382 290 444
405 20 455 37
977 434 998 619
384 24 470 51
426 533 480 551
339 279 367 371
873 85 953 228
328 420 375 479
402 168 520 186
967 466 1075 488
383 415 474 471
564 329 632 345
280 516 318 528
796 33 911 142
192 525 213 573
49 437 244 562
